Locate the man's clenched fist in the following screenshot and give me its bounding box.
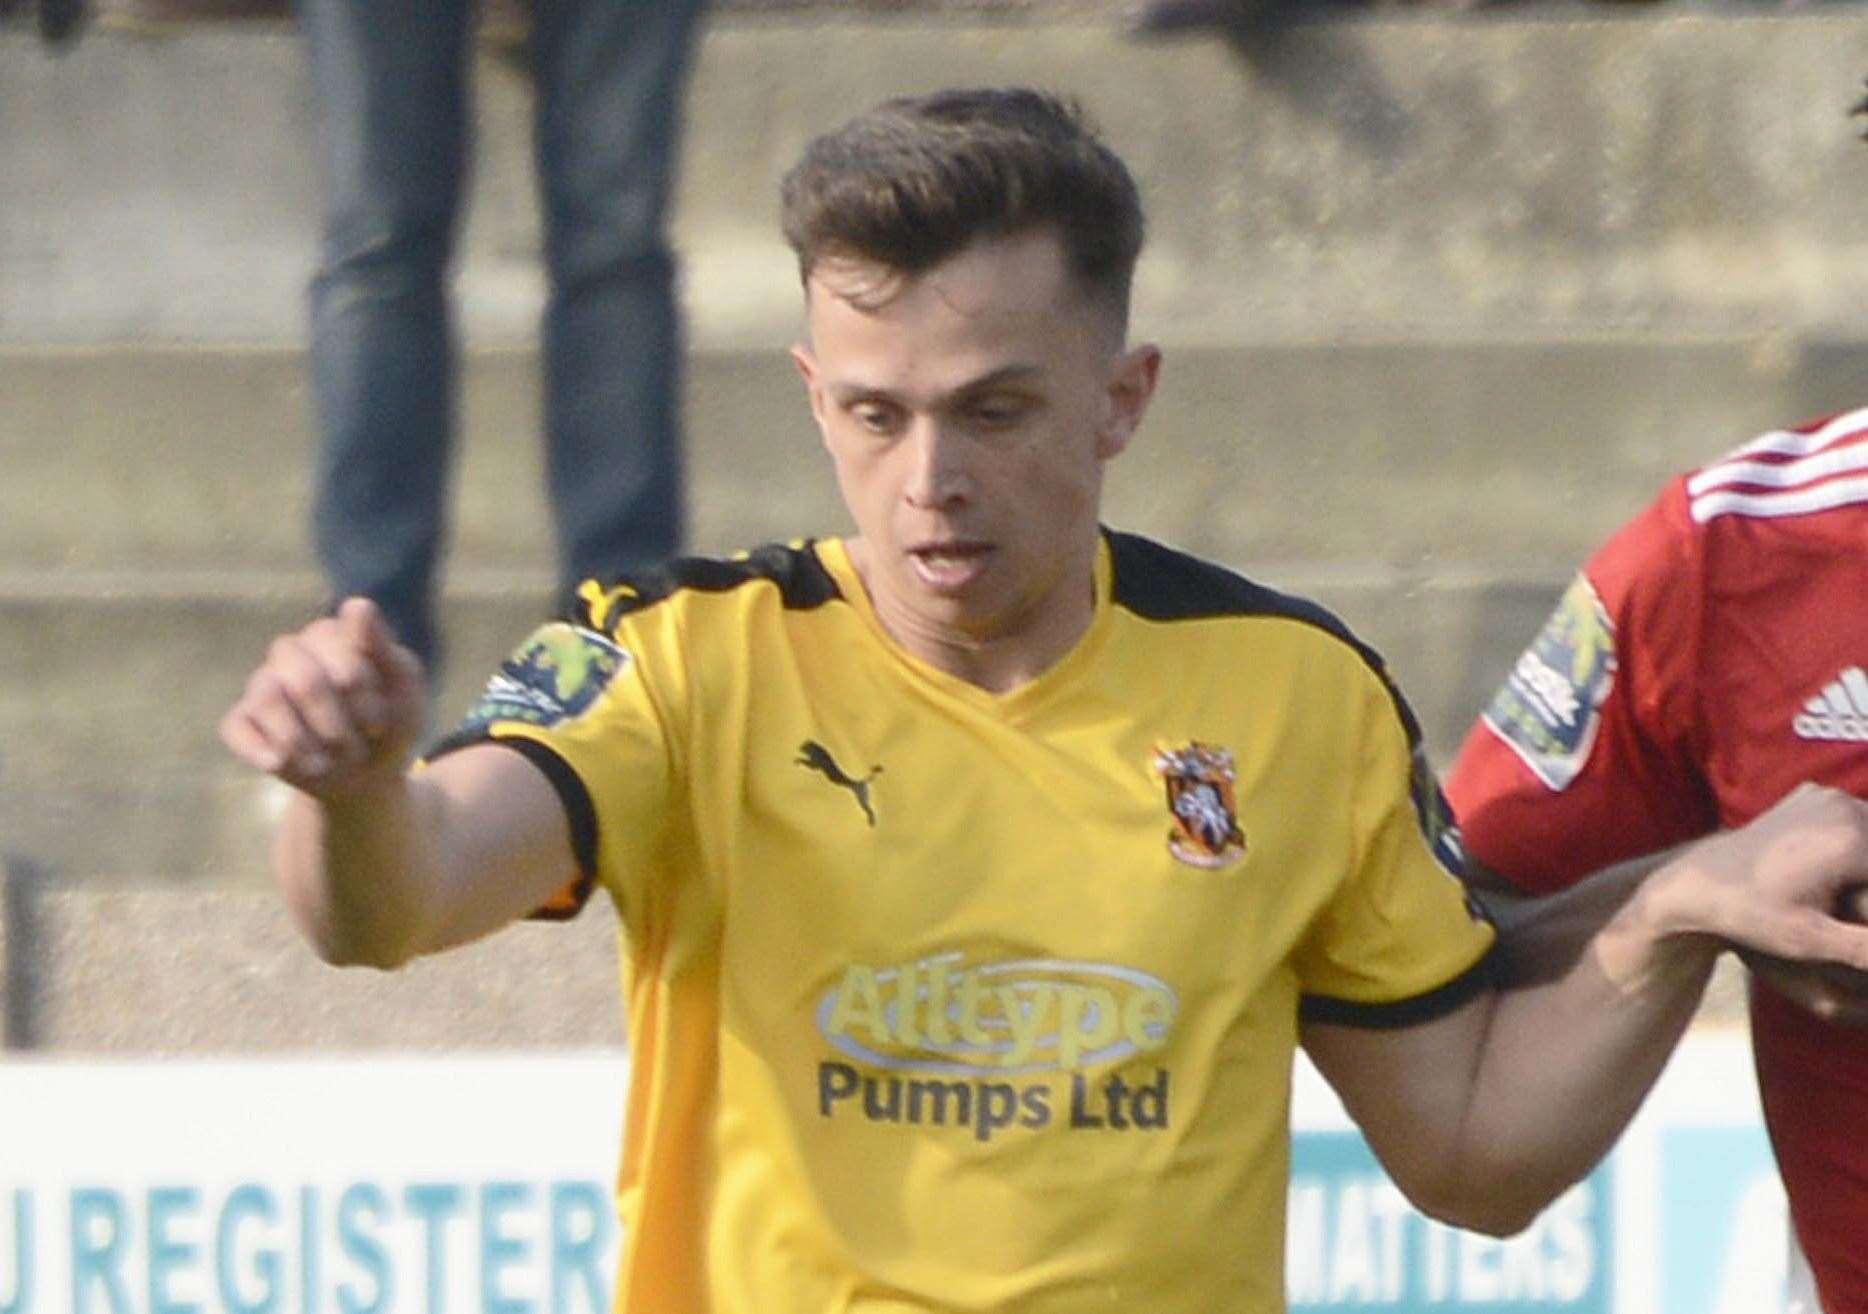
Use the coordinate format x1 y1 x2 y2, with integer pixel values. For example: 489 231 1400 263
219 597 427 797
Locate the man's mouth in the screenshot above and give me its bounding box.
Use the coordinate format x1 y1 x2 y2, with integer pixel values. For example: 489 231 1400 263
907 541 993 591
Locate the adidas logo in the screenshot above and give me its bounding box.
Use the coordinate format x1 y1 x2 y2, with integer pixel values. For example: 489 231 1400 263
1793 666 1868 742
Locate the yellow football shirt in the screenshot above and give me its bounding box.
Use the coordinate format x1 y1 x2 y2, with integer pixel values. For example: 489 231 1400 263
434 530 1495 1314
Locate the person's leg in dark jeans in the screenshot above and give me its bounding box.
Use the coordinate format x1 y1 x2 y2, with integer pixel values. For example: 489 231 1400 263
302 0 474 673
530 0 704 609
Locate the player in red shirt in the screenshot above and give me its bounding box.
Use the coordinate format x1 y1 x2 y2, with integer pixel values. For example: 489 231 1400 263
1446 406 1868 1312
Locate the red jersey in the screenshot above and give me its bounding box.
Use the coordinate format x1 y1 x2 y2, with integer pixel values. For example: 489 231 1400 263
1445 408 1868 1313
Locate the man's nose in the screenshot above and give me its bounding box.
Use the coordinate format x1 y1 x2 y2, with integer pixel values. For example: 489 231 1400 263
902 419 969 508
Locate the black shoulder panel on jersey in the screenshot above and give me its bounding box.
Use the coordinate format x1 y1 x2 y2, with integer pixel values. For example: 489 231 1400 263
1103 528 1425 747
573 540 842 627
1107 528 1352 631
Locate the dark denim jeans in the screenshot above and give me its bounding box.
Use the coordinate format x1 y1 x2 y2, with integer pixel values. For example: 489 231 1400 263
302 0 702 671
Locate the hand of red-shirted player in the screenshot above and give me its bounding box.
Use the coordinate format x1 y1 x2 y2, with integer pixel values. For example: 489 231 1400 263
1737 884 1868 1027
1624 785 1868 995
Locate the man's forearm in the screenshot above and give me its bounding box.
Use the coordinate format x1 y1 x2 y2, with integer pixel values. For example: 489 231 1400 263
1472 849 1674 987
272 744 587 968
1304 864 1723 1238
275 773 444 969
1447 885 1716 1231
1449 786 1868 1229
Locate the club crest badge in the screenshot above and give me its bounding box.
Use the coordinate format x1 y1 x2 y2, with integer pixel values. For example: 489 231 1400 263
1153 742 1248 870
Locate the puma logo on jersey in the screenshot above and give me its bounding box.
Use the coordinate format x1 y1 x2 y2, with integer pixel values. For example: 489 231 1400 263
1794 666 1868 742
796 740 883 826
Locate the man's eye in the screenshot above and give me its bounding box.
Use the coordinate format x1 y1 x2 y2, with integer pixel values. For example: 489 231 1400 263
850 403 900 433
970 399 1028 427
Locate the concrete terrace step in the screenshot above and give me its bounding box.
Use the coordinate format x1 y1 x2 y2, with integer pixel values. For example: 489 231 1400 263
0 856 624 1052
9 335 1865 578
11 12 1868 349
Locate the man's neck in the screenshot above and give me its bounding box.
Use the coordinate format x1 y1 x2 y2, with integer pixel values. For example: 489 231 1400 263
845 539 1098 695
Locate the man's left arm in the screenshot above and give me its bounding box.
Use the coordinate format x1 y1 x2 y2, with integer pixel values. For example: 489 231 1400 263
1304 783 1868 1236
1463 851 1662 988
1470 836 1868 1009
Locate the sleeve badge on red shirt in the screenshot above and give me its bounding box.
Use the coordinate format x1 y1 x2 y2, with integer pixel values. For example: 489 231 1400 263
1480 574 1619 791
1153 742 1249 869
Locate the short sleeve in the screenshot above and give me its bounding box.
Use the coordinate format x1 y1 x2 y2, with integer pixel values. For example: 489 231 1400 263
1444 482 1720 893
423 607 682 933
1296 670 1498 1028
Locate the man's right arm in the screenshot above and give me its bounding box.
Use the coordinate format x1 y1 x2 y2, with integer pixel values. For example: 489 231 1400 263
219 598 579 969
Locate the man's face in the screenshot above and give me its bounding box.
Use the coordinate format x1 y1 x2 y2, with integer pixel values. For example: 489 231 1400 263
793 229 1159 678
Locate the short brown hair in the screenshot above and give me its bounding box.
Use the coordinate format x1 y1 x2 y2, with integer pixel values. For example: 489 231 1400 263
780 87 1146 328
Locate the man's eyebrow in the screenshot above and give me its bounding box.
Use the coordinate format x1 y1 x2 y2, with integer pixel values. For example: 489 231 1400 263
951 363 1045 395
822 380 894 402
825 363 1045 402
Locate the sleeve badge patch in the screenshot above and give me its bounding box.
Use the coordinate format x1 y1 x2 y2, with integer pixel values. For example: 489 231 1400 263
459 622 631 734
1480 573 1618 791
1153 742 1249 870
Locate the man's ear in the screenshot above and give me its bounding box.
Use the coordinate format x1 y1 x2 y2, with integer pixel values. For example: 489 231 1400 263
791 343 829 434
1097 342 1162 460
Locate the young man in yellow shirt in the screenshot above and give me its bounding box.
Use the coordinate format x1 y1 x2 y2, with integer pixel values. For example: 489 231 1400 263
221 88 1868 1313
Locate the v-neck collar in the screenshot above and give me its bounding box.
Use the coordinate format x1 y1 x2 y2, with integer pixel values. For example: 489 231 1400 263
812 534 1116 723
